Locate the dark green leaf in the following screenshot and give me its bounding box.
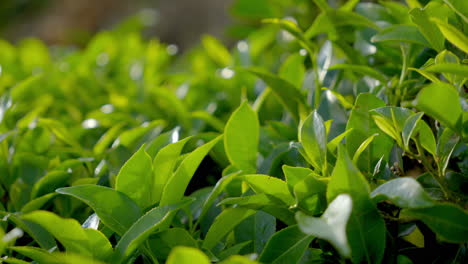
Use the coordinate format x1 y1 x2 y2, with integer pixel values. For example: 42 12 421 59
402 204 468 242
259 225 313 264
371 177 434 208
56 185 142 235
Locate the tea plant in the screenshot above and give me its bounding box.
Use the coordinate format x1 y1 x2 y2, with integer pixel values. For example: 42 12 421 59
0 0 467 263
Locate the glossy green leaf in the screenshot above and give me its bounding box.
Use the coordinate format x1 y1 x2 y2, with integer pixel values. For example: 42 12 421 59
410 8 445 51
115 144 153 209
327 146 386 263
371 25 431 47
111 200 191 263
425 63 468 79
433 19 468 54
300 111 327 174
243 174 295 205
22 211 112 260
352 133 379 164
202 207 256 250
402 112 424 149
282 166 314 194
297 194 352 257
166 246 211 264
415 82 462 132
160 135 223 206
152 136 192 204
259 225 313 264
224 102 259 173
371 177 434 208
402 204 468 242
56 185 142 235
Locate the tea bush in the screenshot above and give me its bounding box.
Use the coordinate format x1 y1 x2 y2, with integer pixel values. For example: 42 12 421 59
0 0 467 263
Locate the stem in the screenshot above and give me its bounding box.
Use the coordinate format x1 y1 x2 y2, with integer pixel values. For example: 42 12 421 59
310 52 322 109
396 44 409 105
414 139 453 201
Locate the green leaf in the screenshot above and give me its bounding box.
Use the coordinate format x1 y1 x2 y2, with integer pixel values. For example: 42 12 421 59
371 25 431 47
118 120 165 148
111 200 191 263
327 128 353 154
327 146 386 263
224 102 259 173
352 133 379 164
202 35 232 67
115 144 153 209
234 211 275 254
243 174 295 206
31 171 70 199
22 211 112 261
433 19 468 53
402 204 468 242
10 246 61 264
415 82 462 132
21 193 57 213
410 8 445 51
148 228 198 260
262 18 316 55
2 213 56 250
219 255 259 264
282 165 314 195
402 112 424 149
202 207 256 250
371 177 434 208
293 176 327 214
425 63 468 79
93 123 126 155
297 194 352 257
152 136 192 204
279 53 306 89
346 93 393 173
306 10 378 39
199 171 242 221
329 64 387 83
246 68 309 122
166 246 211 264
259 225 314 264
443 0 468 23
300 111 327 174
56 185 142 235
160 135 223 206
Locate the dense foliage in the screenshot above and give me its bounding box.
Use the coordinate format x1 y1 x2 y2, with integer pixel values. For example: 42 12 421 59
0 0 467 263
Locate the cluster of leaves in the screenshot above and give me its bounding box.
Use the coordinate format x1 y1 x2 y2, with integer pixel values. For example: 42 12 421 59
0 0 467 263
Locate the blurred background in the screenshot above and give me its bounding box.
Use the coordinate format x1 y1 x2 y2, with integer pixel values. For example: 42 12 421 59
0 0 233 49
0 0 398 50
